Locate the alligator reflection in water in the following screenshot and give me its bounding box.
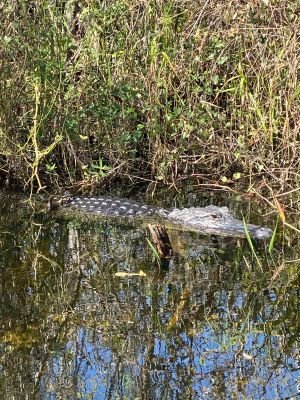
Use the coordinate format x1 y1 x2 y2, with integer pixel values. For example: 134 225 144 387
50 195 272 239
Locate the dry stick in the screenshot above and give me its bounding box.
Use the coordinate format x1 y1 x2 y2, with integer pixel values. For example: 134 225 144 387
250 188 276 210
282 221 300 234
253 183 300 234
191 182 240 193
123 174 159 184
147 224 173 259
276 187 300 197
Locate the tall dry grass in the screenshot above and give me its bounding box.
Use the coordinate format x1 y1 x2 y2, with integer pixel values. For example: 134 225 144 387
0 0 299 202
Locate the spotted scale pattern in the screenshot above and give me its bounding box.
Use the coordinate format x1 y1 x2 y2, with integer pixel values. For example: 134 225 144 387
65 196 167 217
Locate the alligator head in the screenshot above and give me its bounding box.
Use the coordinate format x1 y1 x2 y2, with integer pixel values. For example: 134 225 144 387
167 205 272 239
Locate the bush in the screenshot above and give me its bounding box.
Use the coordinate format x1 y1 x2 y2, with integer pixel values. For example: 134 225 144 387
0 0 299 195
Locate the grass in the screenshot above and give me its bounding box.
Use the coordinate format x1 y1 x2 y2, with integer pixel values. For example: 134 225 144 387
0 0 299 208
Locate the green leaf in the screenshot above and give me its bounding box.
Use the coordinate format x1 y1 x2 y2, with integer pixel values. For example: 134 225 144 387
233 172 241 180
217 56 228 65
146 238 161 262
211 75 219 84
79 135 88 141
243 217 263 271
268 218 278 254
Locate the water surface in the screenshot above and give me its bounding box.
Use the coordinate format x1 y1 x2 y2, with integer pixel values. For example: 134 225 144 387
0 190 299 399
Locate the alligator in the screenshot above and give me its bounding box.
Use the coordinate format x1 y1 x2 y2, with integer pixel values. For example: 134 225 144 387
49 195 272 239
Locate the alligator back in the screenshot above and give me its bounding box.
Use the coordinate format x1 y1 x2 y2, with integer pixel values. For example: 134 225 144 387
61 196 168 217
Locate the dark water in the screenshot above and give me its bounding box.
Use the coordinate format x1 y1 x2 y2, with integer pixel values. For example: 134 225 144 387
0 190 299 400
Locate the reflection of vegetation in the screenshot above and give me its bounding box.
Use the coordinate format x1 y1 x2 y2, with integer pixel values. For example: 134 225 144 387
0 192 299 399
